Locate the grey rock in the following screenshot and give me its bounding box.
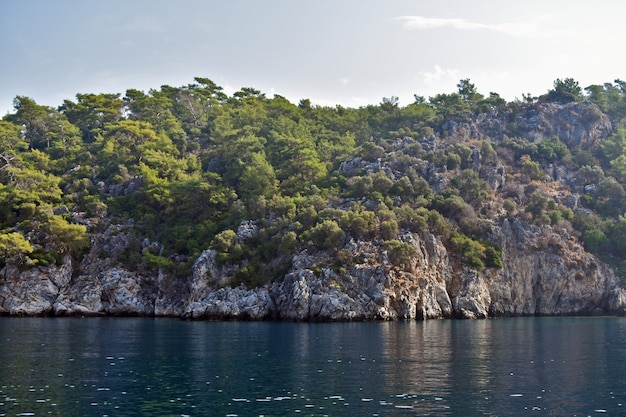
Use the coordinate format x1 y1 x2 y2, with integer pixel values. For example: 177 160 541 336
237 221 259 241
2 218 625 320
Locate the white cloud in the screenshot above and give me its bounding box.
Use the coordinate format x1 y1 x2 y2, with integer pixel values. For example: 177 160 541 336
121 16 164 33
418 65 460 85
339 76 352 85
395 15 536 37
90 14 164 34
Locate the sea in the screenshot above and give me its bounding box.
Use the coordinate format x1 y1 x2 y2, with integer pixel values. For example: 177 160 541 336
1 316 625 416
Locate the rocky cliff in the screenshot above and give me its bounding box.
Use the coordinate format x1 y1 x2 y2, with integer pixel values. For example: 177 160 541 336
442 101 612 149
1 100 625 320
1 216 624 319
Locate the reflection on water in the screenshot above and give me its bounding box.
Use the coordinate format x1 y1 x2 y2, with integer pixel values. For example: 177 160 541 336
1 317 626 416
379 321 454 412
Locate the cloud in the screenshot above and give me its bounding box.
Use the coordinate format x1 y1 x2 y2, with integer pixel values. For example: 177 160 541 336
121 16 164 33
339 76 352 85
90 14 164 34
395 15 535 37
418 65 460 85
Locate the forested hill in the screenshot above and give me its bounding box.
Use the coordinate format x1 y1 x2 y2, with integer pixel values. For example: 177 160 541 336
2 77 626 319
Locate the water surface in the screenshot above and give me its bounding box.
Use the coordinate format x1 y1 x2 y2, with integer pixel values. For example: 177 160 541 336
1 317 625 416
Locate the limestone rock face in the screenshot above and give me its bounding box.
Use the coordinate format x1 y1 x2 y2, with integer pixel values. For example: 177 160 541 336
266 232 454 321
1 217 625 320
185 285 275 320
191 249 236 289
0 260 71 315
482 219 618 317
443 101 612 149
515 102 611 149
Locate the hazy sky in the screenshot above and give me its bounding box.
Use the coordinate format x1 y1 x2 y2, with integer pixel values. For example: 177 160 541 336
1 0 625 115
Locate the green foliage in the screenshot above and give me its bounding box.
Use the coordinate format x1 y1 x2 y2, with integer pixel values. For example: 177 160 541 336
544 78 583 103
450 232 486 271
2 76 626 284
451 169 488 205
582 228 607 253
45 215 90 256
333 249 355 273
520 155 544 181
396 206 429 232
584 80 626 118
380 219 399 240
525 191 549 218
0 232 34 265
339 207 377 239
142 250 175 269
360 142 385 161
601 128 626 161
609 216 626 253
536 136 570 163
307 220 345 251
211 229 243 264
383 239 417 270
484 245 503 268
60 93 124 142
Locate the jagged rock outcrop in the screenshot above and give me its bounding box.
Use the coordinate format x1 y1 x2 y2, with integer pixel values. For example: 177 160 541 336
443 101 612 149
1 218 625 320
454 219 620 318
0 260 72 315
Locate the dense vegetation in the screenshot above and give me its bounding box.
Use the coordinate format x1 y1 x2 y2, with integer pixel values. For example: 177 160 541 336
1 77 626 282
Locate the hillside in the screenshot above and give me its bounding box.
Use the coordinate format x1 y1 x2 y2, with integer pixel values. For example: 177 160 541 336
1 78 626 319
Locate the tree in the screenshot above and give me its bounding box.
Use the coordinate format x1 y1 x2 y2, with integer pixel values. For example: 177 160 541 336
0 232 33 268
0 121 28 172
610 155 626 183
6 97 80 156
601 128 626 161
525 191 549 218
582 228 606 253
536 136 570 162
59 93 124 141
45 216 90 255
238 152 278 201
457 79 483 104
267 118 327 193
608 216 626 254
520 155 543 181
124 88 186 150
450 232 486 271
451 169 488 204
584 80 626 117
308 220 345 251
429 92 471 121
94 120 179 180
544 78 583 103
384 239 417 270
595 177 626 216
0 120 27 154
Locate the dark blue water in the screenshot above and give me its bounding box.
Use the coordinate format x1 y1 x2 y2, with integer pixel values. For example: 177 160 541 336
1 317 625 416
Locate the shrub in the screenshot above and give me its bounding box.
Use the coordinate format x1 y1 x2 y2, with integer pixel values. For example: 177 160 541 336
339 209 377 238
520 155 543 181
384 239 417 270
503 198 517 215
308 220 345 251
450 232 486 271
396 206 428 232
333 249 355 273
582 228 606 253
484 245 503 268
380 220 399 240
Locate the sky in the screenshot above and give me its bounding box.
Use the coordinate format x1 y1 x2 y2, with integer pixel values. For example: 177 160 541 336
1 0 625 116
